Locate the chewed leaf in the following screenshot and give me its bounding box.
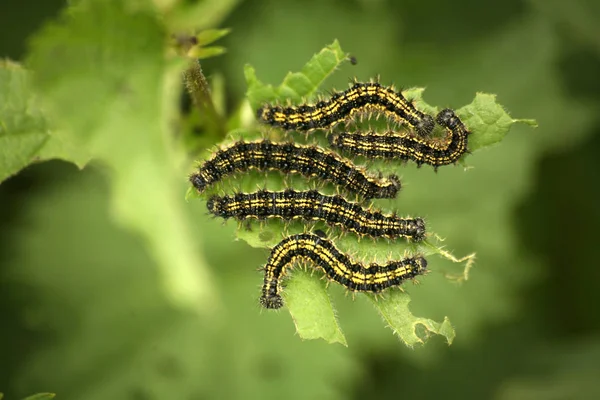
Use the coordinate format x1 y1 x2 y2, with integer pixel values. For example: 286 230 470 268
194 40 536 346
367 291 455 346
458 92 538 151
228 42 463 346
245 39 348 109
283 269 347 346
236 221 281 248
237 222 459 345
403 87 437 116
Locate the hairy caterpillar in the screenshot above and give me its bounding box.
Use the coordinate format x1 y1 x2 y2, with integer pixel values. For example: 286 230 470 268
260 232 428 309
256 82 435 135
190 140 401 199
207 189 426 241
329 108 470 169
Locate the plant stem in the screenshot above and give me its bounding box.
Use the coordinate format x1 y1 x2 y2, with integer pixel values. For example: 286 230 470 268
183 59 225 138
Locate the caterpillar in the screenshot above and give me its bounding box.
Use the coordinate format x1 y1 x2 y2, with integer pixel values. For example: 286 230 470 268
256 82 435 136
328 108 471 169
189 140 401 200
260 232 428 309
207 189 426 241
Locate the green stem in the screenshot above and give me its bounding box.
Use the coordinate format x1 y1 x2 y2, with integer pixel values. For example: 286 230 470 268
183 59 225 138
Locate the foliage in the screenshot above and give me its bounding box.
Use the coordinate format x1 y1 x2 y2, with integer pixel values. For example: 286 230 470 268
1 0 599 399
0 9 534 347
236 40 533 345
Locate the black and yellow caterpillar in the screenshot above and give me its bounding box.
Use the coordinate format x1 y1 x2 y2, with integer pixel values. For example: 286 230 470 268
260 232 428 309
207 189 426 241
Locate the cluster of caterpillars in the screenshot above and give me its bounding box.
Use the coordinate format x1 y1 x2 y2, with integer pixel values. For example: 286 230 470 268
190 80 471 309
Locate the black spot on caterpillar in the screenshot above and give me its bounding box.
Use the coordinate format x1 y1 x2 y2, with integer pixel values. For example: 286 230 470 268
260 233 428 309
329 108 471 169
207 189 426 241
189 140 401 200
256 82 435 136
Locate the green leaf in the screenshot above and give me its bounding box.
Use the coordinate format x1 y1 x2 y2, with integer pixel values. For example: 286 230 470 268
189 46 227 59
22 394 56 400
195 28 231 47
26 0 215 311
0 60 88 183
0 131 46 183
35 131 91 167
367 291 455 346
386 87 538 155
458 92 538 151
174 29 230 60
245 39 348 110
283 269 347 346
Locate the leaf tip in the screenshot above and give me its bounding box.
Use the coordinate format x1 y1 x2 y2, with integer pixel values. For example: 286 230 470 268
243 64 258 85
440 317 456 345
514 118 538 128
327 333 349 347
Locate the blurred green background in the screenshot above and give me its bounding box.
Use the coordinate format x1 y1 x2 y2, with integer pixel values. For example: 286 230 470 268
1 0 600 399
